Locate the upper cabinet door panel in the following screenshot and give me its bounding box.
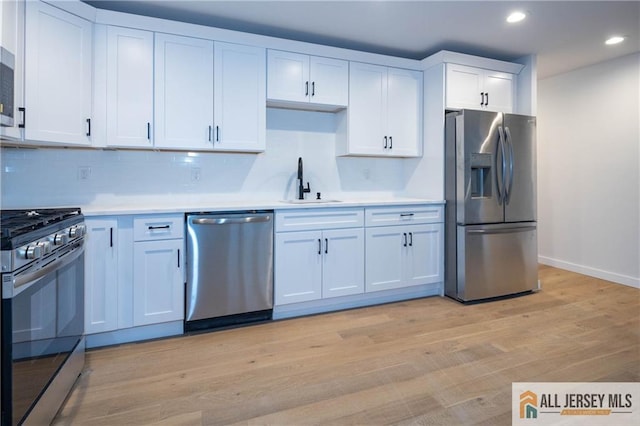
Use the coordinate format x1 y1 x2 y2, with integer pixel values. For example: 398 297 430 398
483 71 514 113
155 33 214 150
347 62 387 156
24 1 92 145
386 68 422 157
106 26 154 148
446 64 484 110
309 56 348 107
267 50 308 103
214 42 266 152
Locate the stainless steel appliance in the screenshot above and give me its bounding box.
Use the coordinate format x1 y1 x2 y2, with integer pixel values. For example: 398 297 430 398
1 208 85 425
445 109 538 302
185 211 273 332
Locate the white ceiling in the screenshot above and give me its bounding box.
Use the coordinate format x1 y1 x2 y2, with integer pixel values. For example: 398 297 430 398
84 0 640 79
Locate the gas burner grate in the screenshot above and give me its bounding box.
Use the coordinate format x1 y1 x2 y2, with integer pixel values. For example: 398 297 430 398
1 208 81 239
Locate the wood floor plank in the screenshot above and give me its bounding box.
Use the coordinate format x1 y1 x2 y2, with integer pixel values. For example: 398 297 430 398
54 266 640 425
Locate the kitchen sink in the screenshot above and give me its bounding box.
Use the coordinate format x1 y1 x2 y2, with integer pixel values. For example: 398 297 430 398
281 199 343 204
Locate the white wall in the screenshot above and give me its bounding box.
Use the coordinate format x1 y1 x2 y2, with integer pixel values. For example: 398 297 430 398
537 52 640 288
0 108 408 208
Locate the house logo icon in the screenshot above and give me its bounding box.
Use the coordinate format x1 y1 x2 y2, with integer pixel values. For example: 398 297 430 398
520 390 538 419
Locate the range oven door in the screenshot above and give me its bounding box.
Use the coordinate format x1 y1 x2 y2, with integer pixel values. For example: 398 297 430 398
1 243 84 425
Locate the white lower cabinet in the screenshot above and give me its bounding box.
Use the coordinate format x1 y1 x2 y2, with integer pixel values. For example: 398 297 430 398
133 239 183 326
274 209 365 305
84 217 119 334
365 206 444 292
84 214 184 346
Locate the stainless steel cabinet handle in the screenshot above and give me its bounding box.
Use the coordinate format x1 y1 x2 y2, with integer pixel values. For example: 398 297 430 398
110 228 113 247
208 125 212 142
384 136 388 149
147 122 151 140
400 213 414 217
305 81 309 96
324 238 328 254
86 118 91 137
318 238 322 255
403 233 407 247
191 216 272 225
408 232 413 247
485 92 489 107
480 92 485 106
311 81 315 96
177 249 180 268
216 126 220 142
389 136 392 149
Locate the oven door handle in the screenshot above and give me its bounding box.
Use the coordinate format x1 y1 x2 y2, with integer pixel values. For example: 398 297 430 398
8 243 85 298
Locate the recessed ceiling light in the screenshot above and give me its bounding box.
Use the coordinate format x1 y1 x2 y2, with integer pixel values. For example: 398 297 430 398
506 11 527 23
605 36 626 45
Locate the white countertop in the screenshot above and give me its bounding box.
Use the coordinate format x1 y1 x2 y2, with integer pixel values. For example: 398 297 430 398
81 196 445 216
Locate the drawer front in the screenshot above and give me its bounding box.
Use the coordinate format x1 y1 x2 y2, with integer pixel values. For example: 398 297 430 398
275 208 364 232
133 214 184 241
365 205 444 227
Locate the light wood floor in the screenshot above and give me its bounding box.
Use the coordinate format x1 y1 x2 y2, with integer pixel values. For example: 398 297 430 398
54 265 640 425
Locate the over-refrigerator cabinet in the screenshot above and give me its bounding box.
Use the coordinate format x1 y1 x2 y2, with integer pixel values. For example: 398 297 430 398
445 109 538 302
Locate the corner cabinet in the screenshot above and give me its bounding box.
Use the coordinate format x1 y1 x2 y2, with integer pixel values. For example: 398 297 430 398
274 209 365 305
267 50 348 110
446 63 514 113
23 0 92 145
365 205 444 292
337 62 422 157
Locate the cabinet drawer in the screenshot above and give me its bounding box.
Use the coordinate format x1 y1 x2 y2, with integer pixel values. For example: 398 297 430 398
365 205 444 227
275 208 364 232
133 214 184 241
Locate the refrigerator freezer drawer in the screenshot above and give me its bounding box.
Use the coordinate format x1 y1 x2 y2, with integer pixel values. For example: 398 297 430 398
456 222 537 301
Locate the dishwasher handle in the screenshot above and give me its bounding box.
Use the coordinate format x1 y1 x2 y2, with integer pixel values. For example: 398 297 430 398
191 215 271 225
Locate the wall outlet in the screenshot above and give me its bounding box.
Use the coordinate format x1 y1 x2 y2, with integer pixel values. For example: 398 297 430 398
191 167 201 182
78 166 91 181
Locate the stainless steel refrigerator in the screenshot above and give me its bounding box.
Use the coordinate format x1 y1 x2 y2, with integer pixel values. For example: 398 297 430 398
445 109 538 302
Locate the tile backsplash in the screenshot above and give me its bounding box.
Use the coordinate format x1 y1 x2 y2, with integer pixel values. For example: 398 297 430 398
1 108 408 209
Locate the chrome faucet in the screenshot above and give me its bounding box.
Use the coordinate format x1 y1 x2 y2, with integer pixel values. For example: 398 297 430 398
297 157 311 200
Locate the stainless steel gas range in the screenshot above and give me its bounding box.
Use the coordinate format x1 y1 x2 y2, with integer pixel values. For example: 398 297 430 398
1 208 86 425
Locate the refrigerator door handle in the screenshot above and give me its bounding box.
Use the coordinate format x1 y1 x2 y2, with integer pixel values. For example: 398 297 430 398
504 126 515 204
468 225 536 235
497 126 507 205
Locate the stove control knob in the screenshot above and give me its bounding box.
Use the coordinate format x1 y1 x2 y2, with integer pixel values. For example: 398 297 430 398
69 225 85 238
53 233 69 246
26 245 42 260
37 241 52 254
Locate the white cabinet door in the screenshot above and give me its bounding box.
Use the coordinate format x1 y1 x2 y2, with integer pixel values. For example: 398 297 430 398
267 50 309 103
309 56 348 107
404 224 443 287
446 63 514 113
446 63 484 110
24 1 92 145
322 228 364 298
85 218 118 334
274 231 322 305
0 0 25 141
155 33 214 150
106 26 153 148
483 70 514 113
348 62 387 156
386 68 422 157
214 42 266 152
365 226 404 292
133 239 184 326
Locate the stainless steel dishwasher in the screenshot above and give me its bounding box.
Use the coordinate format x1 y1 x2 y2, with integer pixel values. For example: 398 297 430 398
185 211 273 332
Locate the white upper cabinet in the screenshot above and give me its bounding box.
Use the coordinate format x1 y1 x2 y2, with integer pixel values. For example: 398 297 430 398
267 50 348 110
338 62 422 157
154 33 214 150
23 1 92 145
0 0 25 141
213 42 266 152
446 63 514 113
105 26 154 148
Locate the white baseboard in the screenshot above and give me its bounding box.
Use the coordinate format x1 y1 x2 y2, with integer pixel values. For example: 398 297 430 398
538 256 639 289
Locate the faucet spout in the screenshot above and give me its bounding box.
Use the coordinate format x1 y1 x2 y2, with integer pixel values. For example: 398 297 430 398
297 157 311 200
